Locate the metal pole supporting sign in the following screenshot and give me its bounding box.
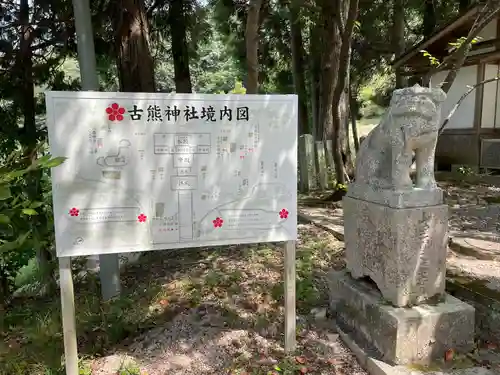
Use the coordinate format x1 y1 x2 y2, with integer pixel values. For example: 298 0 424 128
71 0 122 303
284 240 297 353
57 1 120 374
59 257 78 375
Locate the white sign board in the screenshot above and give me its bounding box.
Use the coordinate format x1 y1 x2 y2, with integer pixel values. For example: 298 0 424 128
45 92 298 257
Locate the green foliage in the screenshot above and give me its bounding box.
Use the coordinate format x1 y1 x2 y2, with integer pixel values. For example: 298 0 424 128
420 36 483 69
448 36 483 53
335 183 347 192
358 68 394 118
230 81 247 94
215 81 247 94
191 36 243 94
0 147 65 302
456 165 475 176
114 360 142 375
420 50 440 66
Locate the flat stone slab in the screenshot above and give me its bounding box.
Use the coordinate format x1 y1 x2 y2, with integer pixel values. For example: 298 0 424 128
328 270 476 366
334 321 495 375
347 183 444 208
297 207 344 240
449 236 500 261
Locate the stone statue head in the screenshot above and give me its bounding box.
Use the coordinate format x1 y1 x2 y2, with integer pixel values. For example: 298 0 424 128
389 84 446 120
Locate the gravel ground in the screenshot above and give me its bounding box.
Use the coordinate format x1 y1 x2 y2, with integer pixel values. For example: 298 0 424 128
91 307 365 375
86 180 500 374
299 179 500 237
87 223 366 375
445 181 500 237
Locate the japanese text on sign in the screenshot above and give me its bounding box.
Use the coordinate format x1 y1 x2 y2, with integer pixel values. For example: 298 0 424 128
126 104 250 123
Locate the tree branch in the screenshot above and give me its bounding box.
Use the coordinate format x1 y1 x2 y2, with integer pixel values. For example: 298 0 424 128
425 0 500 91
439 76 499 134
332 0 359 102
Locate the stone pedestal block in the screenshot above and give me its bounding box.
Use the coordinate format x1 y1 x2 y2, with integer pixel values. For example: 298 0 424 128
328 270 475 365
343 195 448 307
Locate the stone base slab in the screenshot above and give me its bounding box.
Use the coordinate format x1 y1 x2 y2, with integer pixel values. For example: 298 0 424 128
327 270 475 366
334 319 493 375
346 183 443 208
343 196 448 307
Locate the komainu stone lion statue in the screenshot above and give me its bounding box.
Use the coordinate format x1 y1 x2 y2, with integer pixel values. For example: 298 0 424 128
354 84 446 191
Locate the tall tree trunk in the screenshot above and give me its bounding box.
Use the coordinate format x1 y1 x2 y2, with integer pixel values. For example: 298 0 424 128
245 0 264 94
113 0 156 92
309 24 321 139
169 0 192 93
18 0 54 292
423 0 436 38
349 88 360 153
421 0 437 86
19 0 35 143
459 0 471 12
289 0 309 135
392 0 406 88
330 0 359 185
340 72 354 177
316 0 338 143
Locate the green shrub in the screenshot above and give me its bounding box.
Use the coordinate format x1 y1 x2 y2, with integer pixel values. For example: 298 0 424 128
216 80 247 94
0 147 65 304
357 69 394 118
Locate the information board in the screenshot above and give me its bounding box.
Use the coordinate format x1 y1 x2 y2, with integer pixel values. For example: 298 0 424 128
45 92 298 257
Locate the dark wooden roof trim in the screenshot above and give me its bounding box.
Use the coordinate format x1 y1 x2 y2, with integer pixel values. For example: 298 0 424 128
400 49 500 76
392 5 480 69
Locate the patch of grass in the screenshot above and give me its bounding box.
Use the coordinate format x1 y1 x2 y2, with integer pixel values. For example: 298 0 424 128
117 361 142 375
270 236 342 314
406 355 474 372
1 272 173 374
14 257 39 288
1 226 344 375
272 357 306 374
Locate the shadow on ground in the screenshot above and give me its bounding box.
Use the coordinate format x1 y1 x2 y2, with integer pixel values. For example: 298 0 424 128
0 223 365 375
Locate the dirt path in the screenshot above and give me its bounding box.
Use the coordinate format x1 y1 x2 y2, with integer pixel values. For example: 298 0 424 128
87 224 366 375
1 224 367 375
298 178 500 362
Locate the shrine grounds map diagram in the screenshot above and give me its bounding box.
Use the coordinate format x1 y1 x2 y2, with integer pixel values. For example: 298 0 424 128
45 92 298 257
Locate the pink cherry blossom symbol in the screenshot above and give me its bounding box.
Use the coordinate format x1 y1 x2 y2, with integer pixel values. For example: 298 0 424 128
279 209 289 219
212 217 224 228
69 207 79 217
105 103 126 121
138 213 147 223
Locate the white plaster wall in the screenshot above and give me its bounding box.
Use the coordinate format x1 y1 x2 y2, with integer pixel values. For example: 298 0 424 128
469 19 497 56
431 65 477 129
495 68 500 129
482 64 498 128
478 19 498 41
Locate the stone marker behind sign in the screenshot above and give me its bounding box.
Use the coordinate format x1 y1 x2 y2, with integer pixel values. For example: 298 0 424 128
328 84 476 366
